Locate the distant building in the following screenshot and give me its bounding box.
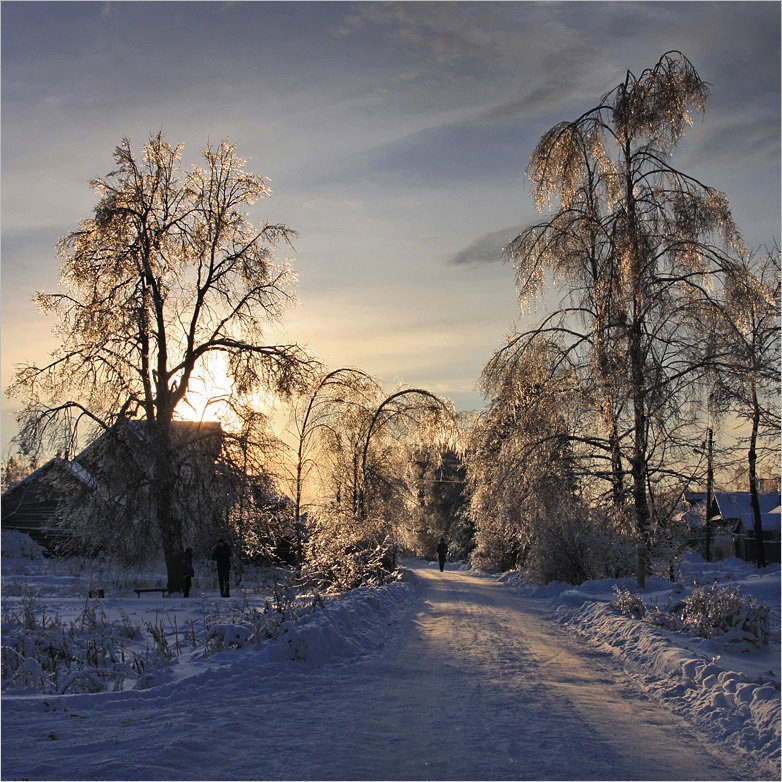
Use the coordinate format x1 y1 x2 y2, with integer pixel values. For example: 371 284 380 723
1 419 223 555
681 490 781 564
1 458 91 552
718 492 781 564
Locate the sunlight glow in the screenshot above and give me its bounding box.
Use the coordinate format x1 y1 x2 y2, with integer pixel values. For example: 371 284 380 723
174 355 275 429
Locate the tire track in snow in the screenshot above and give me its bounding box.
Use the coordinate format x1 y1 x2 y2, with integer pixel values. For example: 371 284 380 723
311 564 750 780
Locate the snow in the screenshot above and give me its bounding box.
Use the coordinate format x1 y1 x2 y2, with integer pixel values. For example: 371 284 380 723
59 458 99 490
1 537 778 780
501 551 781 772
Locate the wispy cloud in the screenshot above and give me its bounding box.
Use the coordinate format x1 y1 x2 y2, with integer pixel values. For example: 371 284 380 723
450 227 522 266
682 116 781 171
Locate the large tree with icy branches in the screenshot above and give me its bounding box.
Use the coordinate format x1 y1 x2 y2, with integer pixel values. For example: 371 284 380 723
507 51 743 544
9 133 314 589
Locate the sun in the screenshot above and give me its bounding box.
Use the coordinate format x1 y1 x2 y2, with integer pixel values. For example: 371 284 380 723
174 356 276 427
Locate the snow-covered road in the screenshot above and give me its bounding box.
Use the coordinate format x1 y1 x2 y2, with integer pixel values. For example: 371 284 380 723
2 562 751 780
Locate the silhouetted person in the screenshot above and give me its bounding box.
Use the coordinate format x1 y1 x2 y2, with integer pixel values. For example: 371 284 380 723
212 538 231 597
182 548 194 598
436 538 447 572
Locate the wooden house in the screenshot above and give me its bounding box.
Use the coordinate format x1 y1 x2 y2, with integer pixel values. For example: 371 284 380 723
681 490 781 564
1 419 223 555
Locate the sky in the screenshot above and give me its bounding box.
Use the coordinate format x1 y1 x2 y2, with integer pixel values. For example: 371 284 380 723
2 1 780 451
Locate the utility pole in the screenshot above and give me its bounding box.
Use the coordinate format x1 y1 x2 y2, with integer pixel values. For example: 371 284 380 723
704 427 714 562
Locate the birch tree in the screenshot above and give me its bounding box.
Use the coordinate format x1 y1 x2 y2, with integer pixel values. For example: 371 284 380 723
709 248 781 566
508 51 742 543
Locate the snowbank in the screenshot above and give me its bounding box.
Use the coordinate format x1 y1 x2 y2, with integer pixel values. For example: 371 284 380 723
556 599 780 765
258 578 413 665
501 553 781 772
1 530 47 574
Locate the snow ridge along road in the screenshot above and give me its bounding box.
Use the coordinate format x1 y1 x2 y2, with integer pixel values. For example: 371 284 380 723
2 562 753 780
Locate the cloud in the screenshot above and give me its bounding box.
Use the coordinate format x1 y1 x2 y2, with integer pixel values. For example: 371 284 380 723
682 116 781 171
450 226 522 266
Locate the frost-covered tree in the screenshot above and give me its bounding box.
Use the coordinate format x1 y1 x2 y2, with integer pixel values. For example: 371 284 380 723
469 338 636 582
508 51 742 543
219 403 292 567
286 368 379 564
708 248 781 566
468 339 578 571
357 389 452 522
401 414 471 560
1 451 34 493
8 133 313 589
302 382 453 589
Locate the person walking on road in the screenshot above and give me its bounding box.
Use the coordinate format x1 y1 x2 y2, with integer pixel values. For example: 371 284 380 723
212 538 231 597
436 538 448 572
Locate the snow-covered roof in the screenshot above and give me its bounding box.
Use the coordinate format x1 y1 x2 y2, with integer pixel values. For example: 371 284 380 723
714 492 782 532
679 502 707 530
58 458 98 490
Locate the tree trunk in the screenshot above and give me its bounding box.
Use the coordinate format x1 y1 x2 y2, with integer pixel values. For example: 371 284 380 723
605 398 625 510
151 424 185 592
590 230 625 511
624 138 651 545
704 428 714 562
627 258 651 543
748 386 766 568
294 446 305 568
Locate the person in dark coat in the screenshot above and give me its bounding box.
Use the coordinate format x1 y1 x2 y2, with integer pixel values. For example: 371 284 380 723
436 538 448 572
182 548 194 598
212 538 231 597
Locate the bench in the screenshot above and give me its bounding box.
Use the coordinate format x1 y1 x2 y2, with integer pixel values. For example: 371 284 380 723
134 588 170 598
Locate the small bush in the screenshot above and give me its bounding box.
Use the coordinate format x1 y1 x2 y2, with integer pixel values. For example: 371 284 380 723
610 586 647 618
304 513 396 592
201 588 320 657
645 607 684 632
680 583 770 647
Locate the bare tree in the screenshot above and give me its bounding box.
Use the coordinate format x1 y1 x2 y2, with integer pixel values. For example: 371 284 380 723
286 367 380 565
709 247 781 566
8 133 314 589
508 51 742 543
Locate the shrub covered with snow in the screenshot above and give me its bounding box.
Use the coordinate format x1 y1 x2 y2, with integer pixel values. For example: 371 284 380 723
304 513 397 592
201 586 323 656
609 582 770 648
1 530 46 561
680 583 770 647
610 585 647 618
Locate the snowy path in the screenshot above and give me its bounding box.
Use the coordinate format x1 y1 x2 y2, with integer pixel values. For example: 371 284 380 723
2 563 750 780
